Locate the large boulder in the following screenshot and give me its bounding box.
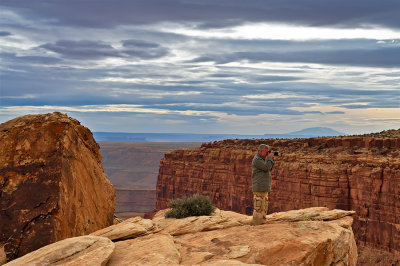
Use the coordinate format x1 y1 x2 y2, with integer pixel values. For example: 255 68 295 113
0 112 115 262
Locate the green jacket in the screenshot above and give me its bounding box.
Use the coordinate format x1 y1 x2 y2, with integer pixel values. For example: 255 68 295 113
251 153 274 192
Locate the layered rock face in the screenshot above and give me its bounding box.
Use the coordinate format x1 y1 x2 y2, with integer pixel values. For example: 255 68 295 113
0 112 116 261
7 207 357 265
156 131 400 254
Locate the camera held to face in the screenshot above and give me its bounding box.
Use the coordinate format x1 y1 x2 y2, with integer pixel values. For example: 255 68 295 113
268 150 279 156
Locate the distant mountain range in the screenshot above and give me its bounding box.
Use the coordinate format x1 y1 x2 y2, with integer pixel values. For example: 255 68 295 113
287 127 345 136
93 127 346 142
264 127 346 139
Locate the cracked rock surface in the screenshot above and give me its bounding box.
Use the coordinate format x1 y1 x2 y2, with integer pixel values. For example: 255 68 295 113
110 208 357 265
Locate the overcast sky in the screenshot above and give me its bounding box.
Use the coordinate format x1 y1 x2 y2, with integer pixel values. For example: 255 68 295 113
0 0 399 134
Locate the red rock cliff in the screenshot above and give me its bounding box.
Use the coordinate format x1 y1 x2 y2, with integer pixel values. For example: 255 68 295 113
156 130 400 254
0 112 116 261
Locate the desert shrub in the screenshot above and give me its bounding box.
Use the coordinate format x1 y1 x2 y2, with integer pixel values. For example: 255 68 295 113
165 194 216 219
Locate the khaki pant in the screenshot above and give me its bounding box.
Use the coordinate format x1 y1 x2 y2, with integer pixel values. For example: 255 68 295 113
252 191 268 225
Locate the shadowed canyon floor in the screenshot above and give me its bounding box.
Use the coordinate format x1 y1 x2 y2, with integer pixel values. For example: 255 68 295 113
99 141 200 217
99 141 201 189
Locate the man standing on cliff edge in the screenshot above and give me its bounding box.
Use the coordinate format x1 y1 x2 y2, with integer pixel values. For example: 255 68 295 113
251 144 274 225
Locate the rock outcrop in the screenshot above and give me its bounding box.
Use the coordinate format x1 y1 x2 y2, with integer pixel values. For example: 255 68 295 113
6 207 357 265
0 112 116 262
155 130 400 254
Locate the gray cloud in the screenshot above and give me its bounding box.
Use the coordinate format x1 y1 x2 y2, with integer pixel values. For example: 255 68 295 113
122 39 160 48
143 101 312 116
0 31 12 36
122 48 168 58
209 39 386 53
1 52 62 65
249 75 302 83
39 40 121 59
1 0 400 29
1 1 399 133
3 58 397 115
191 47 400 68
121 39 170 58
186 38 399 69
326 111 346 114
38 39 169 60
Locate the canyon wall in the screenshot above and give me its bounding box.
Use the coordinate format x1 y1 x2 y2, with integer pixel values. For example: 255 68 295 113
156 131 400 254
0 112 116 261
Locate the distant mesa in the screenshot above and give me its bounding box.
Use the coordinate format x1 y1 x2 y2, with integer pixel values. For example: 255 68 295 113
284 127 346 137
0 112 116 262
263 127 346 139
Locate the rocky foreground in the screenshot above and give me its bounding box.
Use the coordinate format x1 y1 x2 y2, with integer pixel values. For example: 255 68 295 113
4 207 357 266
0 113 116 261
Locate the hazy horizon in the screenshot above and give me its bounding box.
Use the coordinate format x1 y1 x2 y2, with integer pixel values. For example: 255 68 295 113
1 1 399 135
93 126 346 135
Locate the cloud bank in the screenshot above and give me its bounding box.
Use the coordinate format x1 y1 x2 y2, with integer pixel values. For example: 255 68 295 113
0 0 399 134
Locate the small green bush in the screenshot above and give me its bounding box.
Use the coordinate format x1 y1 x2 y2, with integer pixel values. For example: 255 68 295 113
165 194 216 219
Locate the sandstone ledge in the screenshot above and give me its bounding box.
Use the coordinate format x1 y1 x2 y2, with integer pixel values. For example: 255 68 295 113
5 236 114 266
5 207 357 265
